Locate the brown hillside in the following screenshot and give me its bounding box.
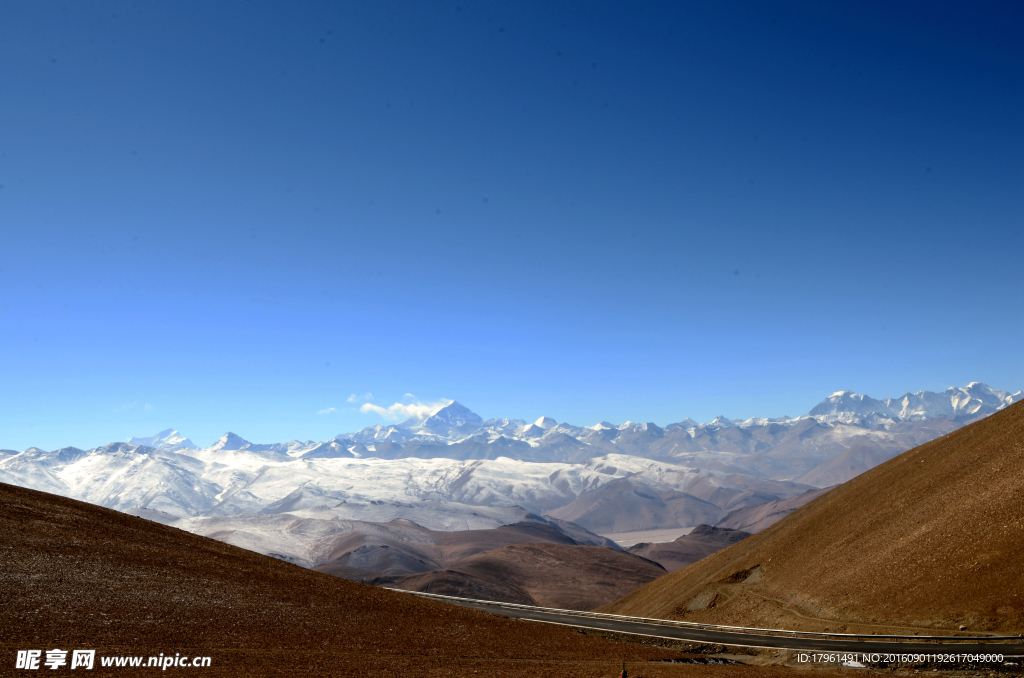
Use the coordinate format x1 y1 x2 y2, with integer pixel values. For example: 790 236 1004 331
375 542 666 610
313 519 581 581
602 401 1024 634
0 482 841 677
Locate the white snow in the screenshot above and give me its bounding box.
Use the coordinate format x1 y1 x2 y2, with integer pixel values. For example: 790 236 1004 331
3 381 1017 566
127 429 197 451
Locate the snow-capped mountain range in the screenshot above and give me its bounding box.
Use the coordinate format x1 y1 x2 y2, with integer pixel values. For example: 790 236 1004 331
341 382 1019 449
305 383 1018 485
0 382 1017 567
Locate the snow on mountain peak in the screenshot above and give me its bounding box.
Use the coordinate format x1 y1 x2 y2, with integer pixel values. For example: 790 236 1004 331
810 382 1020 424
210 432 252 451
339 383 1015 445
128 429 197 451
517 423 546 438
419 401 484 431
809 390 889 419
534 416 557 429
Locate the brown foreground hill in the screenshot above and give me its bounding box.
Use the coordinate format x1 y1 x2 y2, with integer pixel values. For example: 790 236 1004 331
373 542 666 609
602 401 1024 634
0 482 848 678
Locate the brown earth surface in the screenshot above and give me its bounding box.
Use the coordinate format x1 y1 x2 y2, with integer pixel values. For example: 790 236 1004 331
313 519 587 581
0 481 850 677
601 401 1024 635
372 542 666 610
628 525 751 572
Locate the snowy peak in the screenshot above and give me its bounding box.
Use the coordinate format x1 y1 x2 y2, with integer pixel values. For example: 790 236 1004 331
210 432 253 451
294 440 357 460
420 401 484 431
884 383 1020 421
809 382 1021 424
93 442 151 456
340 424 410 444
534 416 557 429
809 391 891 419
616 422 663 436
344 401 485 443
396 401 448 428
128 429 197 451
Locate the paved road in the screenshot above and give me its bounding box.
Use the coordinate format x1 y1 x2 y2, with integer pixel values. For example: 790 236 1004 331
413 593 1024 656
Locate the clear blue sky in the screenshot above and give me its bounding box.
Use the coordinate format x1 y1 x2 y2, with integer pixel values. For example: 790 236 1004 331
1 1 1021 450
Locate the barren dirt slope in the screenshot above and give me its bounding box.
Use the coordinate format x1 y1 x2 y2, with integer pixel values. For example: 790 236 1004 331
601 401 1024 634
313 519 583 581
374 542 666 610
1 482 837 677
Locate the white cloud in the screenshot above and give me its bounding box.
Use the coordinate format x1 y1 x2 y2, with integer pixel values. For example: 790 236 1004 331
359 398 452 422
347 392 374 404
144 403 155 411
317 407 338 415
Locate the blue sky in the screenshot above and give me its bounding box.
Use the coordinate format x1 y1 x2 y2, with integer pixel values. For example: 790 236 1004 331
1 1 1021 450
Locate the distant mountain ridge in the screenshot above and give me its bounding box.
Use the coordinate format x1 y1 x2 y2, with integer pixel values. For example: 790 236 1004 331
1 381 1018 569
320 383 1019 484
340 382 1018 449
807 382 1015 425
103 383 1020 458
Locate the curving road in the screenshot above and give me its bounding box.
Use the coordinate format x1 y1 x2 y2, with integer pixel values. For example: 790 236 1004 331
400 591 1024 656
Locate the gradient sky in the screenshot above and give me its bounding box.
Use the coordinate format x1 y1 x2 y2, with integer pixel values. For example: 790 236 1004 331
1 1 1021 451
